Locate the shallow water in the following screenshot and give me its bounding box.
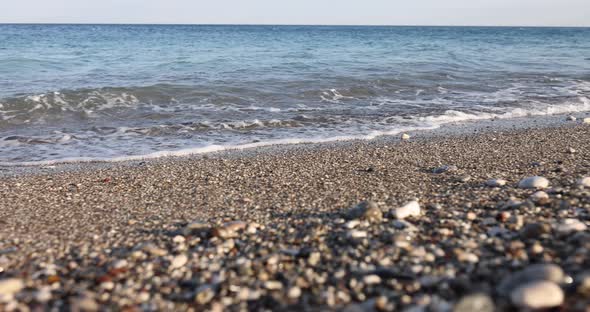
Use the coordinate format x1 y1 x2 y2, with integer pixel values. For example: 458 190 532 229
1 25 589 165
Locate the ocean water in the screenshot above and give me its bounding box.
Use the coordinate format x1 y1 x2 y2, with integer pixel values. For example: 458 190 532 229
1 25 589 165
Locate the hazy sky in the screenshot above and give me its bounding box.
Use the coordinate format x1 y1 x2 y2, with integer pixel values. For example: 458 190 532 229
1 0 589 27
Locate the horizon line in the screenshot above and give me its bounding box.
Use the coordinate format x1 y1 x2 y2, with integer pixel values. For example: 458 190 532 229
0 22 589 28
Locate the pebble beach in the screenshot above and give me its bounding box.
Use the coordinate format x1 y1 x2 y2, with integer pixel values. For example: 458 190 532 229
1 119 590 311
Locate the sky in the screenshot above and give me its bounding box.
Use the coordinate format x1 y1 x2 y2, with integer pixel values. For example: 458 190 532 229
1 0 589 27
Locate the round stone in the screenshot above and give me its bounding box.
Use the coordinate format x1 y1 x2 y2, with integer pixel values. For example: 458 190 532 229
577 177 590 188
0 278 24 295
510 281 564 309
518 176 549 189
392 200 421 219
170 254 188 270
453 293 494 312
485 179 507 187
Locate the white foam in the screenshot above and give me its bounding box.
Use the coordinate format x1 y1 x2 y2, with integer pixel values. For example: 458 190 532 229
2 96 590 167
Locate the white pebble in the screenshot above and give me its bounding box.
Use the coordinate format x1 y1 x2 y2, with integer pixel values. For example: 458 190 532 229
363 274 382 285
287 286 302 299
583 117 590 124
393 200 421 219
170 254 188 270
576 177 590 188
566 115 576 121
485 179 507 187
34 287 52 302
0 278 24 295
530 191 549 202
347 230 368 239
518 176 549 189
172 235 186 243
555 218 587 234
511 281 564 309
401 133 411 140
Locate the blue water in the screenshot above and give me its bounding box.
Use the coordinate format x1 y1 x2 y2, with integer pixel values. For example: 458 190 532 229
1 25 589 164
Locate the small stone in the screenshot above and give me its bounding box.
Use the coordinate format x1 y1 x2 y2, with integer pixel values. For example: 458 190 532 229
363 274 382 285
485 179 507 187
139 244 168 257
0 278 24 295
264 280 283 290
195 285 215 304
392 200 421 219
288 286 302 299
71 296 99 312
183 221 210 236
520 222 551 239
567 147 576 154
34 287 52 302
518 176 549 189
498 264 564 295
530 191 549 203
111 259 128 270
583 117 590 124
172 235 186 243
576 177 590 188
577 273 590 297
401 133 411 140
510 281 564 309
348 201 382 223
453 293 494 312
433 165 458 174
212 221 247 239
566 115 576 121
347 230 368 239
308 252 321 266
170 254 188 270
555 218 587 235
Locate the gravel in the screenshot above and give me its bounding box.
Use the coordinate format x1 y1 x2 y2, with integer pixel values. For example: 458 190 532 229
0 122 589 310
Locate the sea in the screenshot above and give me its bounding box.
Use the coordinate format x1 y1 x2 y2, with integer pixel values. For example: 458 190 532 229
1 25 589 165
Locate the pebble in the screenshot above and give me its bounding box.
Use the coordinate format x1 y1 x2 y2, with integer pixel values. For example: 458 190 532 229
0 278 24 295
583 117 590 124
288 286 302 299
169 254 188 270
195 285 215 304
34 287 52 302
567 115 577 121
363 274 382 285
401 133 411 140
453 293 494 312
172 235 186 243
392 200 421 219
520 222 551 239
348 200 382 223
347 230 368 239
576 177 590 188
518 176 549 189
433 165 458 174
212 221 247 239
498 264 564 295
111 259 128 270
485 179 506 187
577 274 590 297
71 296 99 312
530 191 549 202
510 281 564 309
555 218 587 234
139 244 168 257
264 280 283 290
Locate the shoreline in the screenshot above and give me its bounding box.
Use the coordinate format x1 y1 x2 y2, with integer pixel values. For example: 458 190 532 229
1 112 586 178
0 116 589 310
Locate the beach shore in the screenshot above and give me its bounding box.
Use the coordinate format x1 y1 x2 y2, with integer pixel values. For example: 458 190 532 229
1 118 590 310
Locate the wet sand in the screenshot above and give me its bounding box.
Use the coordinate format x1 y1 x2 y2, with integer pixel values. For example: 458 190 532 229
0 119 589 311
